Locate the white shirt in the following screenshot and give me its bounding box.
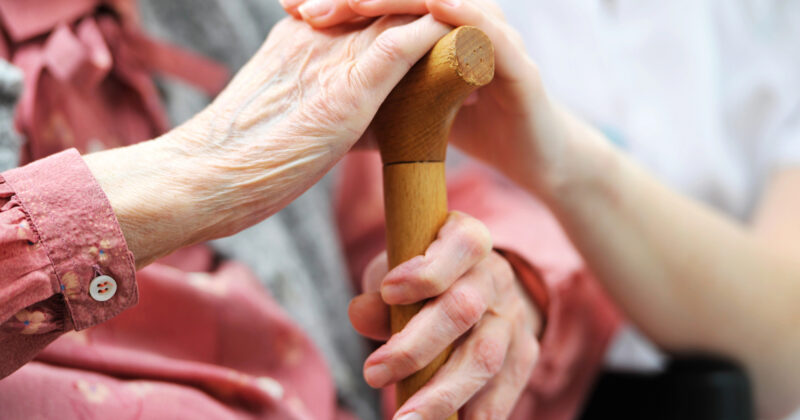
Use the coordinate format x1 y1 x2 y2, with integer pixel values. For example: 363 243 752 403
498 0 800 220
495 0 800 416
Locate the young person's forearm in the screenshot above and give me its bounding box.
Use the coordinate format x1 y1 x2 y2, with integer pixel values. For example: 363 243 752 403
530 106 800 417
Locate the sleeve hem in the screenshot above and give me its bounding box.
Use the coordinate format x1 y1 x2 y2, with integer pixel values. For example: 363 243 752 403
2 149 137 330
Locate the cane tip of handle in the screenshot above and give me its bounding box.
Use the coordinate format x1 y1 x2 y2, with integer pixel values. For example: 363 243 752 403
448 26 495 87
374 26 495 164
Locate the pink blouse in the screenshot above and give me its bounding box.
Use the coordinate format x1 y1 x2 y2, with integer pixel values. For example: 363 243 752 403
0 1 621 418
0 149 137 378
0 149 621 420
0 150 340 419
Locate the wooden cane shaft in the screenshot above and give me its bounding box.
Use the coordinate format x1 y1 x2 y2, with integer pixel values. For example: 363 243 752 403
373 26 494 418
384 162 451 410
384 163 448 271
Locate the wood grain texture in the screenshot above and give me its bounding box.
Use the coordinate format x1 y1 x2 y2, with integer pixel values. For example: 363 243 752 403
384 163 451 408
372 26 495 417
374 26 495 164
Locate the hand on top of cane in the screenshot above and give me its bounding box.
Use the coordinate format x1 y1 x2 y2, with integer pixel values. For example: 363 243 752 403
282 0 571 198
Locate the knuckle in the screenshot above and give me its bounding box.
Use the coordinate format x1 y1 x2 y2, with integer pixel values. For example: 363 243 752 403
415 266 448 296
394 344 426 372
452 216 492 259
472 335 506 377
506 299 529 327
372 29 413 67
430 387 461 415
443 287 487 332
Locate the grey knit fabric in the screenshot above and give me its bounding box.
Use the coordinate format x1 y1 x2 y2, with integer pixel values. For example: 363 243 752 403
137 1 378 418
0 60 22 172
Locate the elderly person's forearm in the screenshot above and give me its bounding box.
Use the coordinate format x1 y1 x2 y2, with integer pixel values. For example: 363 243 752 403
85 15 452 269
0 14 453 380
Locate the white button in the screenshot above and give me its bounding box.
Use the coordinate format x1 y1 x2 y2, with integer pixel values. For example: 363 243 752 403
89 275 117 302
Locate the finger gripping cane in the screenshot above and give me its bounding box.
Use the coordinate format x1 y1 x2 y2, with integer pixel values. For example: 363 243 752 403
372 26 495 418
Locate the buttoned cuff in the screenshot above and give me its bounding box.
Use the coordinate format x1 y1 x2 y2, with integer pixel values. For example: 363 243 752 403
3 148 137 330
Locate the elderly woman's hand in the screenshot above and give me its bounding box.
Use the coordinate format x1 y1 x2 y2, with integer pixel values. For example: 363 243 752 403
349 212 541 419
85 15 450 267
283 0 574 197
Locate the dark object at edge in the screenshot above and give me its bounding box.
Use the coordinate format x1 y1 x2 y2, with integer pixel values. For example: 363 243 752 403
579 355 754 420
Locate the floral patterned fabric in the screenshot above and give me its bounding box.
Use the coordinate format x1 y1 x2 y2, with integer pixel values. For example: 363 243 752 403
0 0 622 418
0 149 621 420
0 149 136 378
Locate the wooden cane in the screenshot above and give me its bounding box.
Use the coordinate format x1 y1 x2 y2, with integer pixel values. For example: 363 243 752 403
372 26 495 417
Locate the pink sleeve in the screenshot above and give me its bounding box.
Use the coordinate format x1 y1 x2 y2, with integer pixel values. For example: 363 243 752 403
336 152 621 420
0 149 137 378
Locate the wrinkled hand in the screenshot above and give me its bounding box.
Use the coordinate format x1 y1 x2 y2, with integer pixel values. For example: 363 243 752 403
176 14 452 238
349 212 541 419
282 0 567 193
91 15 452 267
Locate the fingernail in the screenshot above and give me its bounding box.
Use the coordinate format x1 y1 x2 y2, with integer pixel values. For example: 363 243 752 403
364 363 392 387
441 0 461 7
298 0 333 19
396 413 422 420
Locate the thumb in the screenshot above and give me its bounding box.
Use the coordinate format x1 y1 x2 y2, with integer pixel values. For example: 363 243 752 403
348 14 450 105
348 292 391 341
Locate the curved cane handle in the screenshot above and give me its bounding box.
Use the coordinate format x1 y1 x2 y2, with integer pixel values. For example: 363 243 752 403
372 26 495 417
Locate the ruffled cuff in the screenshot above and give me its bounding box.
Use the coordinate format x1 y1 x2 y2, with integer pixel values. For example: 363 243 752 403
2 148 137 330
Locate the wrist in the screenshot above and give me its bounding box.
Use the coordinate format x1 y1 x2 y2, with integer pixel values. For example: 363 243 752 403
520 101 623 209
84 130 211 268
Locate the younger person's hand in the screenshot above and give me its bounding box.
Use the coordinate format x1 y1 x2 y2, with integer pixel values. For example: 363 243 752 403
349 212 541 419
282 0 573 195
